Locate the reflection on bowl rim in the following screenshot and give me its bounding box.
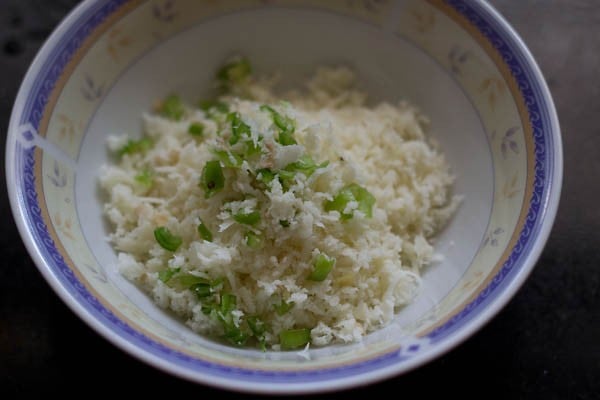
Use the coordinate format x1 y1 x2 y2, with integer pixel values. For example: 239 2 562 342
6 0 561 394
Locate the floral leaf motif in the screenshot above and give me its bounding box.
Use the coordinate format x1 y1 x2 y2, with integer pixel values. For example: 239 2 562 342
502 171 520 199
81 74 104 102
107 28 132 62
409 5 436 34
84 263 108 283
57 113 80 143
448 45 470 75
500 127 520 159
47 160 67 188
483 227 504 248
505 127 519 137
54 212 74 240
479 77 506 111
347 0 389 14
153 0 177 22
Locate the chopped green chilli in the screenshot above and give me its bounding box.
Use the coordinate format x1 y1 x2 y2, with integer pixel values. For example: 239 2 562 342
280 328 311 350
234 210 261 226
199 100 229 123
274 300 295 316
244 231 263 248
213 149 243 168
279 220 290 228
168 273 209 289
158 267 180 283
134 169 153 187
199 100 229 113
153 227 182 252
217 57 252 90
324 183 376 220
192 282 212 298
188 122 205 136
308 253 335 281
256 168 275 185
118 137 152 157
219 293 237 315
197 219 213 242
200 160 225 198
247 316 267 351
260 104 297 145
160 95 185 121
284 155 329 178
227 112 252 145
276 169 297 191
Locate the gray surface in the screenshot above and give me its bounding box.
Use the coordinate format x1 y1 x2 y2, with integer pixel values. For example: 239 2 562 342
1 1 598 398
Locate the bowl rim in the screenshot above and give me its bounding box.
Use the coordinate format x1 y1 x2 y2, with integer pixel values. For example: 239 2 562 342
5 0 562 394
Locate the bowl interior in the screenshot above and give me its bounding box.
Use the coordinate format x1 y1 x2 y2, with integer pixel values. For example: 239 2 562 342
8 0 557 391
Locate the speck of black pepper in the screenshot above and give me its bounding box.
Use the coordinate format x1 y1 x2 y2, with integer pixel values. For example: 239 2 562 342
339 156 344 162
3 38 23 56
207 181 215 189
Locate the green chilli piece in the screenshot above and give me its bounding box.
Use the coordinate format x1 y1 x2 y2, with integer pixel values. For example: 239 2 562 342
247 316 267 351
211 277 225 293
158 267 180 283
199 100 229 113
215 293 248 346
197 219 213 242
200 160 225 198
118 137 153 157
280 328 311 350
193 277 224 299
244 231 263 249
308 253 335 281
220 293 237 314
216 56 252 90
243 139 262 158
256 168 275 185
277 169 297 191
259 104 296 145
233 210 261 226
188 122 205 137
199 100 230 123
153 227 182 252
198 100 229 114
168 273 209 289
279 220 290 228
284 155 329 178
227 112 252 145
273 300 295 316
222 324 248 346
134 169 153 187
212 149 243 168
192 282 212 298
160 94 185 121
323 183 376 220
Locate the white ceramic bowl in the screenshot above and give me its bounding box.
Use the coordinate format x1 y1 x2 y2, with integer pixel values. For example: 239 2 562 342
6 0 561 394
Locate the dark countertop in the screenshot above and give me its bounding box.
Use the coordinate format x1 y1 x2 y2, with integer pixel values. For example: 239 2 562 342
1 1 598 398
